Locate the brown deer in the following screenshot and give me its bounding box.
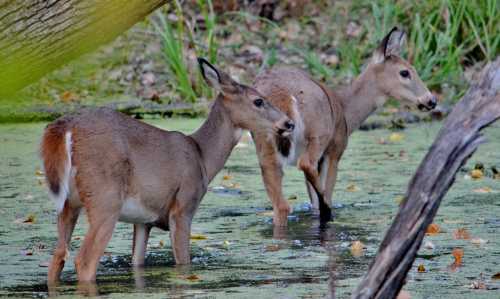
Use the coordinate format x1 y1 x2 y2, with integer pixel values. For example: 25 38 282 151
41 58 294 283
252 27 437 226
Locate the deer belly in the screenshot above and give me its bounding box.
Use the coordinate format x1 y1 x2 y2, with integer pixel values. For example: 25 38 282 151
119 197 159 223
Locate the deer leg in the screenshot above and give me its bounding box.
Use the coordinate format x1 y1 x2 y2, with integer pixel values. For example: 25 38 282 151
169 191 199 265
306 155 329 214
323 152 341 210
75 199 120 282
169 215 192 265
132 224 151 267
254 135 290 226
48 201 81 283
298 138 331 222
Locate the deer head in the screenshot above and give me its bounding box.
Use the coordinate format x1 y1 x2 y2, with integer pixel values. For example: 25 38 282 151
198 58 295 136
371 27 437 111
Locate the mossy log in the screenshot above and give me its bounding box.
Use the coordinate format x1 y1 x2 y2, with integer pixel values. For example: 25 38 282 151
0 0 167 97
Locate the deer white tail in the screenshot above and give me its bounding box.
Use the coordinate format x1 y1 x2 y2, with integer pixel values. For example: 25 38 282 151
40 120 73 213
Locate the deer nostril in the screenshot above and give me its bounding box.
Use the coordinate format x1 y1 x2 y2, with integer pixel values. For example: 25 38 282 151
284 120 295 131
428 96 437 109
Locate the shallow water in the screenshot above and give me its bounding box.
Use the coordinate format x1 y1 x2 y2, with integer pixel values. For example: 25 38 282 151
0 119 499 298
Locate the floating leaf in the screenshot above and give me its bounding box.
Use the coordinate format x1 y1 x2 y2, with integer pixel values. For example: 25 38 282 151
265 244 280 252
185 274 200 281
350 240 365 257
423 241 435 250
389 133 404 142
492 273 500 280
417 264 426 272
20 249 33 256
287 194 298 201
470 169 483 179
471 238 488 246
426 223 440 235
346 184 359 192
222 174 233 181
257 211 274 217
190 234 208 240
15 214 36 224
469 281 486 289
158 240 165 248
453 228 471 240
452 248 464 265
473 187 492 193
396 290 411 299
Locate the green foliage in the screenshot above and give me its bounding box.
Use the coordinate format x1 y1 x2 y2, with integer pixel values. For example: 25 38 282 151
155 0 217 103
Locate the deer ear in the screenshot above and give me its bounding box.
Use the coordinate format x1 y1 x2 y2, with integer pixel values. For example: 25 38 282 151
372 27 406 63
198 57 240 95
198 57 222 92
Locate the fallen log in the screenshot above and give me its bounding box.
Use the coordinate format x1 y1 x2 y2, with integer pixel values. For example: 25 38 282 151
0 0 168 97
351 58 500 299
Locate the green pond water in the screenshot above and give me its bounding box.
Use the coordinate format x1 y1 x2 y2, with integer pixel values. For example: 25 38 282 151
0 119 499 299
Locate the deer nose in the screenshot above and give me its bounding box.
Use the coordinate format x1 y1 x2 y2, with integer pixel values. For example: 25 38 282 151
284 120 295 131
427 95 437 109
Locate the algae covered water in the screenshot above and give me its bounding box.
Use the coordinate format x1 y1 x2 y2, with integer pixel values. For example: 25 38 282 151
0 119 499 298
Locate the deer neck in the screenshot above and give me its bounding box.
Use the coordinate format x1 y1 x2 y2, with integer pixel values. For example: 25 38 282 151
190 98 241 183
340 66 387 135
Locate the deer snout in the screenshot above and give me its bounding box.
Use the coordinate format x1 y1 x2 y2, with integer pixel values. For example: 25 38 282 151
417 94 438 111
275 118 295 137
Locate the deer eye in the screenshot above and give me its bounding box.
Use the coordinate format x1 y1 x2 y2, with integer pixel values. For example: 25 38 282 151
254 98 264 107
399 70 410 79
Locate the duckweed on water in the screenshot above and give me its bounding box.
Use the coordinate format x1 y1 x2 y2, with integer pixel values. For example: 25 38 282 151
0 119 499 298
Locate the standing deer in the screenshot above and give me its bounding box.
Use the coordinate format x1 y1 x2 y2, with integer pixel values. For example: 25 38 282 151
41 58 294 283
252 27 437 226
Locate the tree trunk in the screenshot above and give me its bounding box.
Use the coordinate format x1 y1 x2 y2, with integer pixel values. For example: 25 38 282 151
0 0 168 97
351 58 500 299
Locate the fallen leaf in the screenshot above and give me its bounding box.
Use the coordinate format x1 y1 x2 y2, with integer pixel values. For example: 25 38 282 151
395 196 405 205
15 214 36 224
265 244 280 252
20 250 33 256
426 223 440 235
473 187 492 193
190 234 208 240
469 281 486 289
257 211 274 217
35 169 44 176
396 290 411 299
346 184 359 192
452 248 464 265
60 91 78 103
470 169 483 179
471 238 488 246
389 133 404 142
288 194 298 201
158 240 165 248
423 240 435 250
222 240 231 249
222 174 233 181
491 273 500 280
417 264 426 272
350 240 365 257
453 228 471 240
185 274 200 281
